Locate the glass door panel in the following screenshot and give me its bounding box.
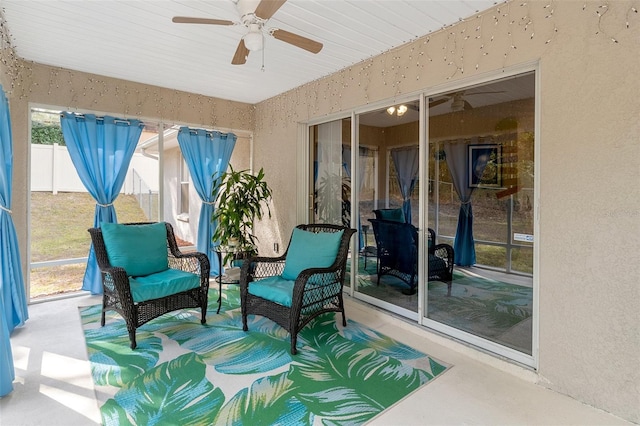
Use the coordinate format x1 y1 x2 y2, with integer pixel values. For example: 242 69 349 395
426 72 535 355
309 118 353 287
309 119 351 227
354 101 420 314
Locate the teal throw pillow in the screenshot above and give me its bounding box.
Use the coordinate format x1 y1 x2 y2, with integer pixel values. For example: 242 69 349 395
281 228 344 280
101 222 169 277
379 208 406 222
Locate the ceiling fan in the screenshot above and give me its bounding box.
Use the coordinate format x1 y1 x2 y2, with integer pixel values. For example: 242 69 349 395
429 90 505 112
172 0 323 65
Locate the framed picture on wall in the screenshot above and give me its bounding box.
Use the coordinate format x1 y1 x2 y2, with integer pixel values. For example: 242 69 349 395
468 144 501 188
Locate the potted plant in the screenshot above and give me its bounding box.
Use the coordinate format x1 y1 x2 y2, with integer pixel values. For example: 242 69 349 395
211 165 273 265
314 170 351 227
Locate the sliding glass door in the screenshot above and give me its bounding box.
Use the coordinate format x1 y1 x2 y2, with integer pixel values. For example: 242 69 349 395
306 70 536 363
426 72 535 357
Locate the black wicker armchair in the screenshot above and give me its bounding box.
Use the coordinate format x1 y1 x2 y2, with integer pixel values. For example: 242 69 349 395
369 219 455 295
88 222 210 349
240 224 356 355
369 219 418 294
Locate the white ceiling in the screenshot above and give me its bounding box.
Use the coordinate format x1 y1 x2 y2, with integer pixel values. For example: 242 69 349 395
2 0 498 105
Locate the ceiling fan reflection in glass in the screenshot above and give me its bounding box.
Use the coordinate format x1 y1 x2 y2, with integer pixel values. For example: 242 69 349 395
386 105 408 117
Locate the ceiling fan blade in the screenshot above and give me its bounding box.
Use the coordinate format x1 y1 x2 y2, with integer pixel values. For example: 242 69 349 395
255 0 288 20
232 39 249 65
465 90 506 96
172 16 235 26
271 29 323 54
429 98 448 108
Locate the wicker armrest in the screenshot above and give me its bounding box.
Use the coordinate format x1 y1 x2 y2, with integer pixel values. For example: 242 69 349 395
102 265 127 276
247 254 287 264
433 243 454 274
168 251 210 282
240 255 287 283
291 266 343 321
101 265 135 307
296 266 339 284
293 265 340 294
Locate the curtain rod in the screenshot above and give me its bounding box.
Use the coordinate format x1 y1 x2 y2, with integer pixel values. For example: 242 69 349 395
183 127 235 137
60 113 144 127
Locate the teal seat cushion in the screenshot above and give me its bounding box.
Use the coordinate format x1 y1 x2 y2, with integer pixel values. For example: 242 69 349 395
378 208 406 223
281 228 344 280
101 222 169 277
129 268 200 303
248 275 295 307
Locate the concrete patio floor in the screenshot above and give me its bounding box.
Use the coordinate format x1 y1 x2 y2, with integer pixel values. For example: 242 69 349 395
0 292 631 425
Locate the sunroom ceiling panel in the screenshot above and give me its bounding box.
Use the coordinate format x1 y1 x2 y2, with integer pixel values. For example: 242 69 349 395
2 0 497 104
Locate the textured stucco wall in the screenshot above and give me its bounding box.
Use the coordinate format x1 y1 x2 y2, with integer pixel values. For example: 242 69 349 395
252 1 640 422
535 4 640 419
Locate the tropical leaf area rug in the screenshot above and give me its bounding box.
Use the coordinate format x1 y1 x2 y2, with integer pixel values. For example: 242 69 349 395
427 270 533 353
79 285 449 426
352 260 533 354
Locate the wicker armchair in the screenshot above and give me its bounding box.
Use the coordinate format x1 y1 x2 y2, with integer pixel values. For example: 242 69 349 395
369 218 418 294
240 224 356 355
89 222 210 349
369 219 455 295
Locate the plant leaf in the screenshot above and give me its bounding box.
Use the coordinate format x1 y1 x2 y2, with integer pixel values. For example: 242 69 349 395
85 324 162 387
340 320 427 361
102 352 224 426
288 332 434 424
161 310 293 375
214 372 312 425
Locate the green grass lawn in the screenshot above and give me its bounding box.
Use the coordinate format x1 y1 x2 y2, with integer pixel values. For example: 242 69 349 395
30 192 150 298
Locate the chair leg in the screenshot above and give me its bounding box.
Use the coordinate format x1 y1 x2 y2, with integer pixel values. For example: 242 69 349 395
242 309 248 331
101 297 107 326
290 333 298 355
338 295 347 327
200 294 207 324
446 280 452 297
241 293 249 331
127 326 137 350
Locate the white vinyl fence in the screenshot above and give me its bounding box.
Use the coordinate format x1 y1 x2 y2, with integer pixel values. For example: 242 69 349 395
31 143 159 194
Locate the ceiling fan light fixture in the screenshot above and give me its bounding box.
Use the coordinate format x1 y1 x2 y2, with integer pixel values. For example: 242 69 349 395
172 0 324 66
387 105 408 116
243 30 263 51
451 93 465 112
